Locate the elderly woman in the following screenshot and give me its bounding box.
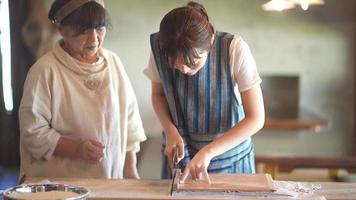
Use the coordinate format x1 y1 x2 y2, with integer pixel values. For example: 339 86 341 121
19 0 146 181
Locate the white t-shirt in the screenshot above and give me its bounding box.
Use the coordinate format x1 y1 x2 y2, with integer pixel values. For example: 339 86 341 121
144 35 261 93
19 40 146 179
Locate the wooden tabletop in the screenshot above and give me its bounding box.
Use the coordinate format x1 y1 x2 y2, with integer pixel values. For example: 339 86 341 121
23 177 356 200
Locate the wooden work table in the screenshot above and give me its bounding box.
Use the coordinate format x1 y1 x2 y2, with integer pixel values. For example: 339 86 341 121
24 177 356 200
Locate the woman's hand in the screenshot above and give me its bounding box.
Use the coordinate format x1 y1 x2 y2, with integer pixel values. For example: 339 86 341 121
124 151 140 179
124 166 140 179
151 82 185 169
180 148 212 184
77 139 105 164
55 137 104 164
164 130 184 169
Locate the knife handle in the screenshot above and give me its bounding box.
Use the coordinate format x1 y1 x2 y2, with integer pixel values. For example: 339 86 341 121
172 147 179 167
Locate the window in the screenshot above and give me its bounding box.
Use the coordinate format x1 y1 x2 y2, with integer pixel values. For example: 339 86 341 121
0 0 13 113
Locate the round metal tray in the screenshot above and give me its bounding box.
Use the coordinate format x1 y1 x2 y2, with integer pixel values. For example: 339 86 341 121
3 183 89 200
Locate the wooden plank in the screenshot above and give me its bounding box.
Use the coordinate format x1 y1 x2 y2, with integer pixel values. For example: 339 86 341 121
256 155 356 169
176 174 275 193
264 118 328 132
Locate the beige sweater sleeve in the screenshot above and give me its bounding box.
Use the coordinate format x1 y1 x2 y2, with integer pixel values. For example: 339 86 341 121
19 63 61 161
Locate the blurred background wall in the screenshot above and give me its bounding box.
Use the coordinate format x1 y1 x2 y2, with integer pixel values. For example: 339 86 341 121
98 0 355 178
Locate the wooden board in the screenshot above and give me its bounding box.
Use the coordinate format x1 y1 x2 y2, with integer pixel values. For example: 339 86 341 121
176 173 275 193
24 177 356 200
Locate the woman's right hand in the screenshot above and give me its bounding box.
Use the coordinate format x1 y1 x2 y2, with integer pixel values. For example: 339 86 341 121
151 82 184 168
77 140 105 164
164 131 184 169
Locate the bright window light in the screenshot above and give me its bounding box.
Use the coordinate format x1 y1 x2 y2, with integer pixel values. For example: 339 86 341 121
0 0 14 112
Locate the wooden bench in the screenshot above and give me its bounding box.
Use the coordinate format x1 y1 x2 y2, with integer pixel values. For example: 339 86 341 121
255 155 356 180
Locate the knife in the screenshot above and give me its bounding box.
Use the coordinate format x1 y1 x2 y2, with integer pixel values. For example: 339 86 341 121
169 147 181 196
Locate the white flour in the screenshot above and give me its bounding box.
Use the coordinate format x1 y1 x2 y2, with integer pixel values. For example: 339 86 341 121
8 190 81 199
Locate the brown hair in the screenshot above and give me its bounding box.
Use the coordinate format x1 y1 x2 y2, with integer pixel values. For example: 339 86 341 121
159 1 215 68
48 0 111 34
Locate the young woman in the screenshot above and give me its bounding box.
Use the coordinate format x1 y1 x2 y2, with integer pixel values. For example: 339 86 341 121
144 1 264 183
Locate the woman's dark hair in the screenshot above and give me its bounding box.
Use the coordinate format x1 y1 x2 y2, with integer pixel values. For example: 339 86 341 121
159 1 214 68
48 0 111 34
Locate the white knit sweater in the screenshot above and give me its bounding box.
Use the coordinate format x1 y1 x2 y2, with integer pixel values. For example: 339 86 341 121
19 40 146 179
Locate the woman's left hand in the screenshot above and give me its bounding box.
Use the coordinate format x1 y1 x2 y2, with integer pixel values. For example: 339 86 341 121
124 165 140 179
124 151 140 179
180 149 212 184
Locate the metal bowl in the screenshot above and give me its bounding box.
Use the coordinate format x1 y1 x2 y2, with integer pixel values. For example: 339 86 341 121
3 183 89 200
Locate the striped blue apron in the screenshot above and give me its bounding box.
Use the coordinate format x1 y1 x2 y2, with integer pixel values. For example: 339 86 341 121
150 31 255 179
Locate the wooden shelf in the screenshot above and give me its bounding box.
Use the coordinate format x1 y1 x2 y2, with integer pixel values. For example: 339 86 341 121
256 155 356 179
263 117 329 132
